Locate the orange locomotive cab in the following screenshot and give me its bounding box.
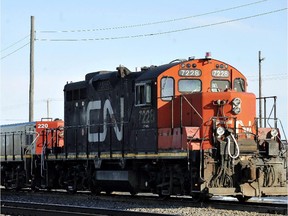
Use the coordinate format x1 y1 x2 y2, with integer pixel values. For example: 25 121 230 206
156 55 287 199
35 119 64 155
157 57 253 150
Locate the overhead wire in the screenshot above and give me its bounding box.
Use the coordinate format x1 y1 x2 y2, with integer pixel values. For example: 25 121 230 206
39 0 268 33
1 42 30 60
1 34 30 52
247 73 288 81
247 73 287 78
249 76 288 81
1 98 63 110
37 8 287 42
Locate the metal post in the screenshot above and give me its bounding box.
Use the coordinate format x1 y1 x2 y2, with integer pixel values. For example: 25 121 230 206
47 99 50 118
180 95 183 128
4 133 7 161
29 16 35 122
171 98 174 129
274 96 277 128
264 98 266 127
258 51 264 127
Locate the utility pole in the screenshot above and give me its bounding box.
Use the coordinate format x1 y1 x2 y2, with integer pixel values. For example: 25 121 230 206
29 16 35 122
47 99 50 118
258 51 264 127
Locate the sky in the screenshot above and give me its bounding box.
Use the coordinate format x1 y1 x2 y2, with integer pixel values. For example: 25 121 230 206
1 0 287 134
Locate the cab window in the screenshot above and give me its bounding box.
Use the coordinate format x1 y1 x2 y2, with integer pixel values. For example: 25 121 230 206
161 77 174 101
211 80 230 92
178 79 201 93
234 78 245 92
135 83 151 106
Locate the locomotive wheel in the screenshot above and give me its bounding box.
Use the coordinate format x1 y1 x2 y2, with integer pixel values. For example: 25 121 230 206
157 189 170 199
31 181 39 192
236 195 251 202
191 193 211 202
90 186 101 195
130 190 138 196
66 185 77 194
105 190 112 195
89 171 100 195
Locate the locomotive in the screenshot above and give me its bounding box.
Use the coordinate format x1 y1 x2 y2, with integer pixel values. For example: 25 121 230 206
1 53 287 201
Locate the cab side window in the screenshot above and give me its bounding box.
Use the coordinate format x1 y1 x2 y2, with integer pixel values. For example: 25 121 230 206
161 77 174 101
135 83 151 106
234 78 245 92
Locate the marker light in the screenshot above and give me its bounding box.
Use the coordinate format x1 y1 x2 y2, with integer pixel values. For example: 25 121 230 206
205 52 212 59
232 98 241 106
232 107 241 114
270 129 278 138
216 126 225 137
232 97 242 114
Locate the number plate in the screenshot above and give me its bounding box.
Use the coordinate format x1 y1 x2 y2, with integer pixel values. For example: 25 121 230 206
211 70 229 77
178 69 201 77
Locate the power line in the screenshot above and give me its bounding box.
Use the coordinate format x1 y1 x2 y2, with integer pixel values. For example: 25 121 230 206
249 76 288 81
247 73 287 78
0 119 29 122
1 42 30 60
39 0 268 33
37 8 287 42
1 99 63 110
1 34 30 52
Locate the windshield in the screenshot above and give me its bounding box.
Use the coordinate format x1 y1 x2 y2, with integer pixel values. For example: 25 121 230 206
211 80 230 92
178 79 201 93
234 78 245 92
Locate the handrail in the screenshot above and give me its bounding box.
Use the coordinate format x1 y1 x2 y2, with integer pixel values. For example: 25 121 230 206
256 96 277 128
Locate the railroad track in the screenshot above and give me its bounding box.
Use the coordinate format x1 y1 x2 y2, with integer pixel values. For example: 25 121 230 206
1 200 172 216
1 189 287 215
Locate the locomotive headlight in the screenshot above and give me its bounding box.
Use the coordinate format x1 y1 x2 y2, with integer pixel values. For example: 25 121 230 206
232 107 241 114
216 126 225 137
232 98 241 106
270 129 278 138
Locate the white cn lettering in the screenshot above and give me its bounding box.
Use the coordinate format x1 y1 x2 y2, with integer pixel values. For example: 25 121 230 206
236 120 252 138
87 98 124 142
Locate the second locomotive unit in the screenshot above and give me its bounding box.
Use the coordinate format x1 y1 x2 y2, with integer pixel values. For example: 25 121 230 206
1 53 287 201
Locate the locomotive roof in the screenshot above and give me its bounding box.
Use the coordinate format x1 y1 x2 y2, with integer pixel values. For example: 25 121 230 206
135 62 179 81
82 62 178 84
65 58 245 89
64 80 86 91
0 121 35 129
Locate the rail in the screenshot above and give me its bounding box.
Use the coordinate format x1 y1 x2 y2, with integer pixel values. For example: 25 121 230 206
2 191 287 215
1 200 170 216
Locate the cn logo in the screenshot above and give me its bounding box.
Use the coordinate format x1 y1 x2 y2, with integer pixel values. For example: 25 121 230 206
87 98 124 142
236 120 252 138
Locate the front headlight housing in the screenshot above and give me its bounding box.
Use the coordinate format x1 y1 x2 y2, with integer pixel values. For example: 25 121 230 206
270 129 278 138
216 126 225 137
232 97 241 114
232 97 241 106
232 107 241 114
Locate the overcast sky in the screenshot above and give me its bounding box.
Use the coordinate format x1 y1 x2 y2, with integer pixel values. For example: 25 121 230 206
1 0 287 133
